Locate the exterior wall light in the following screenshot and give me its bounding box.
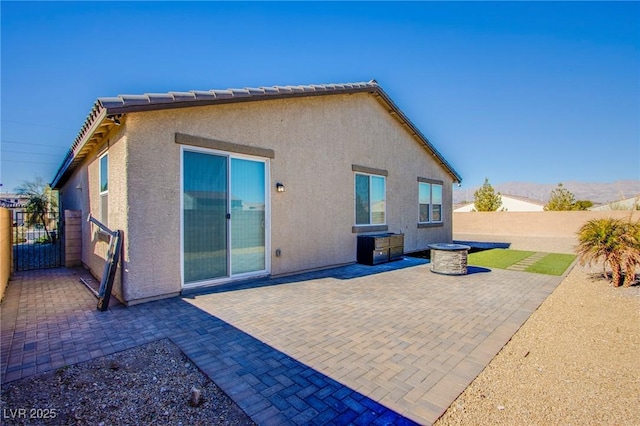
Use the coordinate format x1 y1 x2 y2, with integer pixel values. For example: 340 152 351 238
276 182 285 192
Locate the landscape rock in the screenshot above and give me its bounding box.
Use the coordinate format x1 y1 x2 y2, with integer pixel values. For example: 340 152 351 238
436 263 640 425
0 339 255 425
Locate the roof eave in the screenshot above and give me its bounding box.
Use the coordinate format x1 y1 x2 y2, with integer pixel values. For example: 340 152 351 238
51 106 111 189
372 88 462 184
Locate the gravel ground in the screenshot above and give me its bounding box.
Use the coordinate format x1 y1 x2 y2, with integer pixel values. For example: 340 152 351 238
0 339 255 426
436 263 640 425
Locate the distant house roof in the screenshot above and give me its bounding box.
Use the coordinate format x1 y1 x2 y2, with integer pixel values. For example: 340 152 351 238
589 195 640 211
500 193 545 206
454 194 544 212
0 193 29 209
51 80 461 188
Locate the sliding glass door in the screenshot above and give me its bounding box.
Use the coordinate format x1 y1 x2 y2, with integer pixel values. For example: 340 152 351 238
182 149 268 286
183 151 228 282
230 158 265 275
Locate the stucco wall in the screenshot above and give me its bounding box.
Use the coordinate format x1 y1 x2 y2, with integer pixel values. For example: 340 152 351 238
454 210 640 253
59 125 128 301
0 208 11 301
119 92 454 302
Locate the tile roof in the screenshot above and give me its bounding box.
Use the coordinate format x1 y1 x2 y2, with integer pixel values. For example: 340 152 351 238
51 81 461 188
96 81 379 114
0 194 30 209
501 194 545 206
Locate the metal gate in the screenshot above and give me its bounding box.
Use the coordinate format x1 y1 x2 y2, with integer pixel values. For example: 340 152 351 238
12 210 63 271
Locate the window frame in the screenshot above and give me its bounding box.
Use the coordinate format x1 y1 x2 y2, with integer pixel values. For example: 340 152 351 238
99 151 108 225
179 145 272 288
419 181 431 223
418 178 444 227
354 172 387 227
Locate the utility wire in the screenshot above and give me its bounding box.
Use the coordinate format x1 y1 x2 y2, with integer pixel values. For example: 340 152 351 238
1 159 60 165
2 150 62 156
1 119 76 132
1 139 69 148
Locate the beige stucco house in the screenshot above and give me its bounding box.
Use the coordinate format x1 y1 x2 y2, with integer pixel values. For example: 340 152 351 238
52 81 461 305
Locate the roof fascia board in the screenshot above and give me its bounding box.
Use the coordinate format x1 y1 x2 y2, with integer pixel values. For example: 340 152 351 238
51 107 107 188
373 88 462 183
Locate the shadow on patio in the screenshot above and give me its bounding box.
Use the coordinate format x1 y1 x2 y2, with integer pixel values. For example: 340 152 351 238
182 256 430 297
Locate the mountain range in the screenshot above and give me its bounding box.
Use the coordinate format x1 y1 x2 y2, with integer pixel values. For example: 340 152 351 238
453 180 640 205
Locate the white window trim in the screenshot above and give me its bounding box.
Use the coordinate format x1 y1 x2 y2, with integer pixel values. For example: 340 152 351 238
180 145 271 289
418 179 443 225
354 172 387 226
99 151 108 225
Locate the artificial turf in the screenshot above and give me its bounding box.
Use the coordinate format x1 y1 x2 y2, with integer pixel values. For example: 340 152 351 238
525 253 576 276
467 248 576 276
467 249 535 269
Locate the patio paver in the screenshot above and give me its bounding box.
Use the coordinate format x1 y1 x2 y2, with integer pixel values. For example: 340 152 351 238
506 252 548 271
1 258 563 425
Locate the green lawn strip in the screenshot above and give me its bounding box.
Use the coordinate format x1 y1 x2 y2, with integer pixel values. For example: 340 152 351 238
467 249 536 269
525 253 576 276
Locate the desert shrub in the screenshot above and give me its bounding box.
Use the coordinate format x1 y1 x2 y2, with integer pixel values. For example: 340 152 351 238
620 220 640 287
576 217 639 287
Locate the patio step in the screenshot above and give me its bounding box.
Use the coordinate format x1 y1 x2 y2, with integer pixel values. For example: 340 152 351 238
506 252 547 271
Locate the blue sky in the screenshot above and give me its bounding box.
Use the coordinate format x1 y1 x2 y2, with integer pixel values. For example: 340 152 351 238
1 1 638 194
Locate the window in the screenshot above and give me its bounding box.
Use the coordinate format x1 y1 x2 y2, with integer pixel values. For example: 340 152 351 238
419 182 431 223
418 179 443 224
355 173 386 225
432 184 442 222
99 152 108 225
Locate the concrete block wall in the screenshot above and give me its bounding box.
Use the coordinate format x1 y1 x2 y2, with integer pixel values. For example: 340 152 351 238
64 210 82 267
453 210 640 254
0 208 11 301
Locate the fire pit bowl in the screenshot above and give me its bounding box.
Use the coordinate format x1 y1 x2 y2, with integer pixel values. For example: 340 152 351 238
428 243 471 275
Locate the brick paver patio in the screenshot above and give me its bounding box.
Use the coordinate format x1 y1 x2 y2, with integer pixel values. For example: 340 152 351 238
1 258 562 425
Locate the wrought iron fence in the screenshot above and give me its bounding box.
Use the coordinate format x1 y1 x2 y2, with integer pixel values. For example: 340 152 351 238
12 210 63 271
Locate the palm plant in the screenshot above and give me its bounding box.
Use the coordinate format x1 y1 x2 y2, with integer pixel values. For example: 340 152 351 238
15 177 58 243
620 220 640 287
576 218 626 286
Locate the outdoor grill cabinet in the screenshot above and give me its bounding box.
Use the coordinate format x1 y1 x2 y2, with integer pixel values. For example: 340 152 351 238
357 233 404 266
